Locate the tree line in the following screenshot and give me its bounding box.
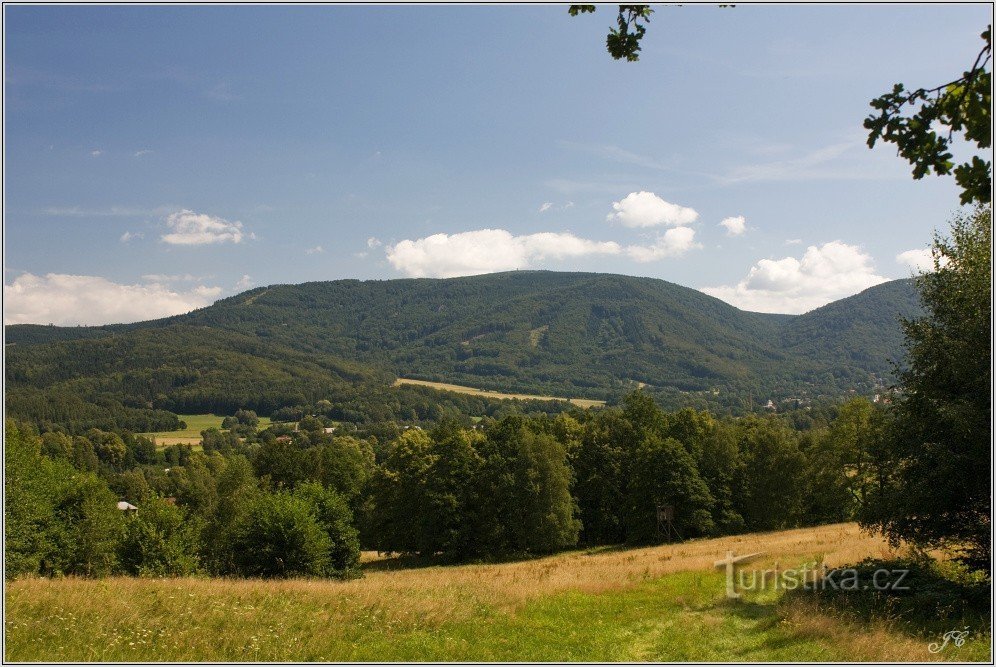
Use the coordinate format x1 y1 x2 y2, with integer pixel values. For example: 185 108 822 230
5 391 886 578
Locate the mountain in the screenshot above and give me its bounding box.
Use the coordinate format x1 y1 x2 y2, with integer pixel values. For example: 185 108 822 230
5 271 920 429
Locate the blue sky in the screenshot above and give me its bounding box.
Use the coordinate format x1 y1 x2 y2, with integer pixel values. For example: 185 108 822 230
4 4 991 324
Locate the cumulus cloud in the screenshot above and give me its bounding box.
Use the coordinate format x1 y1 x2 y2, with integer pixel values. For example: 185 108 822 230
235 274 255 290
385 229 622 278
700 241 888 314
160 209 249 245
305 245 324 255
719 215 747 237
896 248 937 273
4 273 222 326
626 227 701 262
366 237 382 248
606 191 698 228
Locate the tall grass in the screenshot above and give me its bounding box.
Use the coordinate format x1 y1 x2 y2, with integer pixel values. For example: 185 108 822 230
6 523 990 662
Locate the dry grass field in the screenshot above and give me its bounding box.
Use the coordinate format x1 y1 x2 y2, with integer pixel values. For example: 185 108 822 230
5 523 990 662
139 414 273 448
393 378 606 408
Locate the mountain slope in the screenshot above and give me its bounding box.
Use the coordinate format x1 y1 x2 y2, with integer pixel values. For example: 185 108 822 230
5 272 920 425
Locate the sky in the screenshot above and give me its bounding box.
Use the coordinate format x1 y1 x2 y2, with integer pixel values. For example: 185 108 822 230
4 3 991 324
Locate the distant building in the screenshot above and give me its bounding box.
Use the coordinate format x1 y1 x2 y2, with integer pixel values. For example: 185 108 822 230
117 501 138 512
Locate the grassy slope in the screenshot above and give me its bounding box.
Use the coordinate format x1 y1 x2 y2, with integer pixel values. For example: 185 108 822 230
6 523 989 662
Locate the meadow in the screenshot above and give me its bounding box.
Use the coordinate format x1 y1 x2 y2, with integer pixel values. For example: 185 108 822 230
392 378 606 408
6 523 989 662
139 414 273 448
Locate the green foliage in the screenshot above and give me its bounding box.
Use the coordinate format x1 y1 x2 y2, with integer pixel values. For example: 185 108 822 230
228 491 333 578
733 417 806 531
572 409 630 545
865 27 991 204
861 206 992 572
474 416 580 555
5 420 124 578
49 472 124 577
118 497 202 576
293 482 361 575
568 5 653 62
624 434 714 543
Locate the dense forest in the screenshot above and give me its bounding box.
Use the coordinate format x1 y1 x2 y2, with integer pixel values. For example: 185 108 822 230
4 392 882 578
5 272 920 433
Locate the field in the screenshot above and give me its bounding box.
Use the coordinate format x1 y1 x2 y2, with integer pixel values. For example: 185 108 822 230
139 414 273 448
393 378 606 408
5 523 990 662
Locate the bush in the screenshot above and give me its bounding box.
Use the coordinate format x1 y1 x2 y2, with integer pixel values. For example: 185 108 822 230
118 498 201 576
294 483 361 575
229 492 332 577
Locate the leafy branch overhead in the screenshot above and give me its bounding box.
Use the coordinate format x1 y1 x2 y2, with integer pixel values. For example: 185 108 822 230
864 26 992 205
569 5 655 62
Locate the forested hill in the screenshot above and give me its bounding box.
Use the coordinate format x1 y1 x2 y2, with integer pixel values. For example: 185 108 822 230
5 271 920 429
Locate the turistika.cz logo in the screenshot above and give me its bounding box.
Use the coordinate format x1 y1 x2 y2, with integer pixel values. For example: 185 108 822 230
713 550 911 599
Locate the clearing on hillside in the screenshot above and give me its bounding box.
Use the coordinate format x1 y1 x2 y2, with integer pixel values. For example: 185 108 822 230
139 414 273 447
393 378 605 408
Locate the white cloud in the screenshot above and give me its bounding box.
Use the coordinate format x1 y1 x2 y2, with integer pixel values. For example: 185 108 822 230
785 238 803 245
385 229 622 278
626 227 701 262
896 248 936 273
235 274 255 290
305 245 324 255
160 209 248 245
700 241 888 314
366 237 382 249
3 273 222 326
133 149 153 157
719 215 747 237
607 191 698 228
539 202 553 213
119 231 143 243
90 149 102 157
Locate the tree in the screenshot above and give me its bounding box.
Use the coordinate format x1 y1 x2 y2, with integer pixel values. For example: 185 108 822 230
865 27 991 205
118 497 202 576
474 416 580 555
228 491 332 578
625 434 714 543
733 417 806 531
49 473 124 577
367 428 436 554
861 206 991 571
294 482 361 575
572 409 630 545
